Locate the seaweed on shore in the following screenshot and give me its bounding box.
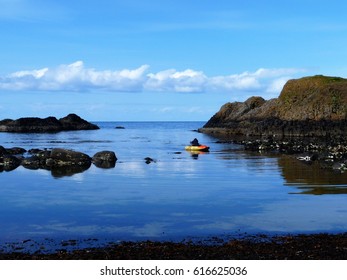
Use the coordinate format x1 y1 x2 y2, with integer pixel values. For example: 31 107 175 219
0 232 346 260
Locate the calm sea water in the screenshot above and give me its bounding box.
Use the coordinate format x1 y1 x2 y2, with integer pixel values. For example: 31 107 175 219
1 121 347 248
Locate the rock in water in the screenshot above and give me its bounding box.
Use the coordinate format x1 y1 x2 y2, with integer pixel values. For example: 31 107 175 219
0 116 62 132
0 113 99 133
49 148 92 167
92 151 117 168
0 155 21 171
59 113 99 131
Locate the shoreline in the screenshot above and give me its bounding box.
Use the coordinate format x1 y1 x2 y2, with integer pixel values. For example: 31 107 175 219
199 128 347 172
0 232 346 260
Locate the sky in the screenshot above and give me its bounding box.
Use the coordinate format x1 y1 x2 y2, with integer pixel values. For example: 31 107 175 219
1 0 347 121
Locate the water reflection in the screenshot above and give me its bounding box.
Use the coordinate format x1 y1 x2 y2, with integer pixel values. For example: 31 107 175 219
186 150 209 159
1 122 347 244
215 147 347 195
277 156 347 195
50 163 92 178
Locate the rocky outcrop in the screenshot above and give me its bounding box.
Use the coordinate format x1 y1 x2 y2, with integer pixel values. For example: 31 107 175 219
0 113 99 133
200 75 347 138
48 148 92 167
59 114 99 131
0 146 117 176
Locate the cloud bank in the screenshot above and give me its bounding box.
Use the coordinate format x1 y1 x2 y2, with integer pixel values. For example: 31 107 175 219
0 61 306 94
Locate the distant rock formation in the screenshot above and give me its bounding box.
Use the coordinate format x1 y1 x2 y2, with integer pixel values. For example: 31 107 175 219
0 113 99 133
200 75 347 138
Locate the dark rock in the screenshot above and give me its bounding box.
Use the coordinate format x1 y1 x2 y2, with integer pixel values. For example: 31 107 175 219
27 149 52 166
144 157 156 164
5 147 27 155
2 145 120 174
229 136 347 172
21 156 41 170
28 148 43 155
49 148 91 167
115 126 125 129
0 116 63 132
92 151 117 168
0 114 99 133
1 144 121 174
59 114 99 131
0 155 21 171
36 150 52 159
0 145 7 156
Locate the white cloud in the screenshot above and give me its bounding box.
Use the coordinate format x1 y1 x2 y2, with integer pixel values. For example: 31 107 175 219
266 76 292 93
0 61 306 95
0 61 149 92
209 74 261 91
146 69 207 92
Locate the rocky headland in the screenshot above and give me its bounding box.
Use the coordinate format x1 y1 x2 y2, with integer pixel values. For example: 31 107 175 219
0 113 99 133
200 75 347 138
199 75 347 171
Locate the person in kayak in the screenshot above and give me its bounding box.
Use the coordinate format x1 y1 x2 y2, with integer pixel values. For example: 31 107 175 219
190 138 200 146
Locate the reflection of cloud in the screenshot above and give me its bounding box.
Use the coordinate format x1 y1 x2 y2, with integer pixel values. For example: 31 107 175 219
15 166 51 177
132 222 169 237
156 160 199 178
30 221 170 238
30 222 100 236
113 158 201 179
193 198 347 233
68 172 85 183
195 221 239 231
116 161 147 177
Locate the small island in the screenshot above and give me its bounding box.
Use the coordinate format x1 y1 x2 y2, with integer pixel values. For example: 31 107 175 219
0 113 99 133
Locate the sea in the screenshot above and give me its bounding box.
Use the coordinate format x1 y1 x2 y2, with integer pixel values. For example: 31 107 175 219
1 121 347 251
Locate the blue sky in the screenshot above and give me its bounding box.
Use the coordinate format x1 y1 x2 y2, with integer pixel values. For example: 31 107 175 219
1 0 347 121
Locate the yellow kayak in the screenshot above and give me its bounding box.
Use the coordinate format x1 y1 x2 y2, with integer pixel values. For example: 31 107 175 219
185 145 210 152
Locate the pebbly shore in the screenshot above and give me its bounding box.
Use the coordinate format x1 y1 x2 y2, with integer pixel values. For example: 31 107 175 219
209 134 347 172
0 232 346 260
